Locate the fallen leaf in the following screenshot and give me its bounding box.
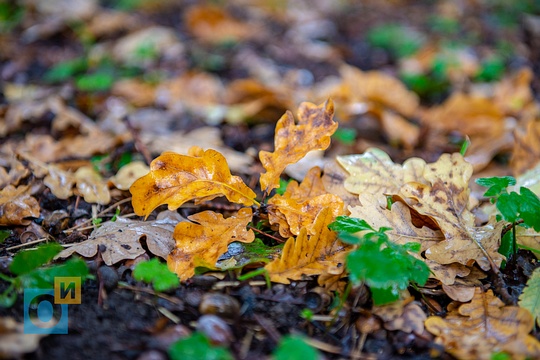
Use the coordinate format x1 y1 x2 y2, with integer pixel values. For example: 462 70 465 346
493 68 536 117
321 159 360 211
141 126 253 173
167 208 254 281
377 301 426 334
74 166 111 205
519 267 540 326
515 226 540 259
334 65 419 118
111 78 157 107
425 288 540 360
337 148 426 201
55 216 178 265
0 185 40 226
130 149 257 218
421 92 504 138
265 207 347 284
267 167 344 237
378 109 420 149
184 4 258 44
511 119 540 176
259 100 337 193
0 317 47 358
109 161 150 191
42 164 75 199
396 153 505 271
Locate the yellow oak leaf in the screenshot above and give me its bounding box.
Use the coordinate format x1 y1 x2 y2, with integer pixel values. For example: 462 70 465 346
395 153 505 271
425 288 540 360
130 149 257 218
259 99 337 193
337 148 426 200
264 207 348 284
267 167 344 237
167 208 254 281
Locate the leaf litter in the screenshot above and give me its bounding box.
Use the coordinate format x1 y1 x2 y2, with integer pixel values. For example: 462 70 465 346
1 1 540 359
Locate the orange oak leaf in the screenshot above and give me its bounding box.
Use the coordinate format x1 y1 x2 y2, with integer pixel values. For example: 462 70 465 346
264 207 348 284
167 208 254 281
130 149 257 217
267 167 344 237
425 288 540 360
259 99 337 193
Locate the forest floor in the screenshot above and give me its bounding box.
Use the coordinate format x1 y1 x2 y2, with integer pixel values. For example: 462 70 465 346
1 1 540 359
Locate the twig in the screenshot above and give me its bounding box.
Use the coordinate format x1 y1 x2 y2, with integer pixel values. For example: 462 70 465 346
63 197 133 234
118 283 184 306
248 225 285 243
253 313 281 344
6 237 51 251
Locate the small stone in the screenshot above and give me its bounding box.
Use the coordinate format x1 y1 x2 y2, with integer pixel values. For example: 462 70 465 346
197 315 233 347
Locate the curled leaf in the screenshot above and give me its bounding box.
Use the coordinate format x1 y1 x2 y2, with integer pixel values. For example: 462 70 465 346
265 207 347 284
259 100 337 193
168 208 254 281
130 149 257 217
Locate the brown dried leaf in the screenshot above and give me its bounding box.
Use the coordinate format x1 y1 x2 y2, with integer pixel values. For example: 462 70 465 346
109 161 150 191
334 65 419 118
74 166 111 205
425 288 540 360
378 302 427 334
130 149 257 218
55 216 177 265
0 317 46 358
264 207 347 284
421 92 504 138
511 119 540 176
0 185 40 226
184 5 257 44
267 167 344 237
396 153 505 271
167 208 254 281
259 100 337 193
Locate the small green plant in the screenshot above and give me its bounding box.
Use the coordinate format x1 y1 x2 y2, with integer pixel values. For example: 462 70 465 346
332 128 357 145
329 216 430 305
366 24 424 58
0 229 10 244
474 56 505 82
0 243 89 307
133 258 180 292
476 176 540 260
168 332 233 360
273 335 320 360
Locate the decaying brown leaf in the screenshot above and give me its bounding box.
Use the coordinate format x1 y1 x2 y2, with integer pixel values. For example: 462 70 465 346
264 207 347 284
74 166 111 205
422 92 505 138
396 153 505 271
267 167 344 237
0 185 40 226
511 119 540 176
184 4 258 44
0 317 46 358
259 100 337 193
167 208 254 281
374 301 426 335
130 149 257 218
109 161 150 191
425 288 540 360
55 216 178 265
